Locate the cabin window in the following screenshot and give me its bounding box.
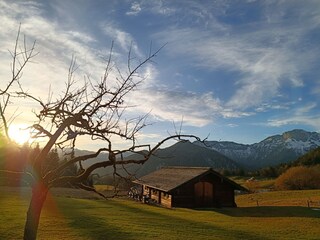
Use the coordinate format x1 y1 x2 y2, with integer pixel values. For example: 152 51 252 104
163 193 170 199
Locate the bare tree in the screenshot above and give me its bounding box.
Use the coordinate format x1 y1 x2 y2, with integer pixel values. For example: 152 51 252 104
0 25 37 139
0 29 200 240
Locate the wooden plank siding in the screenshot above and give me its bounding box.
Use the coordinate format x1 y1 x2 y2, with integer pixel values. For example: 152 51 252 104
170 173 237 208
171 180 196 208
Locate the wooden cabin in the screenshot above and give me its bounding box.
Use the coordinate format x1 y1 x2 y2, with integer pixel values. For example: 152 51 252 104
133 167 247 208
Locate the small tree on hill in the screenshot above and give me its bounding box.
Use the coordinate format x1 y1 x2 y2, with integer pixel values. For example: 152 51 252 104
0 27 200 240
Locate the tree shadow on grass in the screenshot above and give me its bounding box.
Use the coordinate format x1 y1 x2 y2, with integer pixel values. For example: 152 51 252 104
204 206 320 218
56 198 137 240
107 199 273 240
53 197 274 240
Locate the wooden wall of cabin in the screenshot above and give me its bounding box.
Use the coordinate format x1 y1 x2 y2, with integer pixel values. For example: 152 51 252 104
202 174 236 207
171 181 196 208
213 181 236 207
171 173 237 208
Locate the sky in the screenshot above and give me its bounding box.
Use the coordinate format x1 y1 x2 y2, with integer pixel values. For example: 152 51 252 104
0 0 320 150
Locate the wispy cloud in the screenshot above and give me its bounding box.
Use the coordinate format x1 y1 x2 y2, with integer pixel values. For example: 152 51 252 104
0 1 114 125
156 26 314 108
255 100 295 112
100 22 141 57
267 103 320 130
129 88 252 127
140 1 176 16
0 1 146 97
267 115 320 130
153 1 319 111
227 123 238 128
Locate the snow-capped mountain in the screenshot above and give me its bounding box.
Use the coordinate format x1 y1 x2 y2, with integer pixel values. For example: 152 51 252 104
194 129 320 169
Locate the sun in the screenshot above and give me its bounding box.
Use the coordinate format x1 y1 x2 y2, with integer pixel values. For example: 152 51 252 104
8 124 31 145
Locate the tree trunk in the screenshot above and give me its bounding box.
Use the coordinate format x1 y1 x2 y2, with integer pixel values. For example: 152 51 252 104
23 182 48 240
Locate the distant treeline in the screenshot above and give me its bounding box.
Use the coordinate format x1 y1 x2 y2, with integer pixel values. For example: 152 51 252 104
219 147 320 178
255 146 320 178
0 135 89 187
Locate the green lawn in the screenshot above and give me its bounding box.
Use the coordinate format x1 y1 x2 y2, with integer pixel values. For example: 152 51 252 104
0 187 320 240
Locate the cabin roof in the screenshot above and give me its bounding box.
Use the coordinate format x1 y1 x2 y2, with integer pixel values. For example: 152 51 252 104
133 167 247 192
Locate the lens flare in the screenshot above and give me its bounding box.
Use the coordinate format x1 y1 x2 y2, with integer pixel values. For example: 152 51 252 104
8 124 31 145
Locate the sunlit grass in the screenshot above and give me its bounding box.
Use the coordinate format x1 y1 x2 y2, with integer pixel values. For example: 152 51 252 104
237 189 320 207
1 187 320 240
231 176 276 191
94 184 114 191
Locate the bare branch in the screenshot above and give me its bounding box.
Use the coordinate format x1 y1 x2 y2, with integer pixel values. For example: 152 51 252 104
0 25 38 141
0 169 35 184
76 183 108 199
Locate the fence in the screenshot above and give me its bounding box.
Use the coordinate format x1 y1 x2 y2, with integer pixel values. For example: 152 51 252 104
307 200 320 208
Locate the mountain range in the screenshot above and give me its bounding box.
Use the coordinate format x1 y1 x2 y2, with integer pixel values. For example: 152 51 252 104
77 141 240 178
124 140 240 177
74 129 320 177
194 129 320 169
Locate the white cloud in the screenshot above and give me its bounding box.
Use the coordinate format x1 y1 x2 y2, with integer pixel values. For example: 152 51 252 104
145 1 176 16
126 2 142 16
295 103 317 115
267 116 320 130
67 31 96 44
267 103 320 129
129 88 252 127
255 101 293 112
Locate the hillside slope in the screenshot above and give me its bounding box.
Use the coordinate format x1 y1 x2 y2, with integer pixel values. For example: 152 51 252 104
288 146 320 167
123 141 241 177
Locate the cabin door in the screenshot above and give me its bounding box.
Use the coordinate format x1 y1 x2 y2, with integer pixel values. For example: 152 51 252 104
194 181 213 207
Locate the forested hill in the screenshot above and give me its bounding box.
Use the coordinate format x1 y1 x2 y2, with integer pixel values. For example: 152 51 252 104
291 146 320 166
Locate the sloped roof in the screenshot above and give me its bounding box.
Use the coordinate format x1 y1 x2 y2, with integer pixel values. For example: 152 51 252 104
133 167 247 192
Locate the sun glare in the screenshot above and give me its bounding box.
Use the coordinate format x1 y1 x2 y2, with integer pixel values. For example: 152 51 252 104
8 124 31 145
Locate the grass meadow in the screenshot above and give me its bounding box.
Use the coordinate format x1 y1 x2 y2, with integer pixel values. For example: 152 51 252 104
0 187 319 240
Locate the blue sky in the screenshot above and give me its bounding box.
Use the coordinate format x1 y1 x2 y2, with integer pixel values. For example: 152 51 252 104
0 0 320 149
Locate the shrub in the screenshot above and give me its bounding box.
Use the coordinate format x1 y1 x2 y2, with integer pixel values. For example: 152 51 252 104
275 165 320 190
